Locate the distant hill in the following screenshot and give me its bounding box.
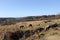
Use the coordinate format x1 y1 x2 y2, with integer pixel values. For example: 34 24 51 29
0 14 60 25
17 15 60 21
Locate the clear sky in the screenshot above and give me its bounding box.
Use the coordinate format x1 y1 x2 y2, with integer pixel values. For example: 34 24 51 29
0 0 60 17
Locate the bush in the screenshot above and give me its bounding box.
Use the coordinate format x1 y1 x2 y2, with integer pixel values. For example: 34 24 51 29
57 23 60 27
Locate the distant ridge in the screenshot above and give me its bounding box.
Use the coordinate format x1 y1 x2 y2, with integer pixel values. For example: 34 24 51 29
0 14 60 25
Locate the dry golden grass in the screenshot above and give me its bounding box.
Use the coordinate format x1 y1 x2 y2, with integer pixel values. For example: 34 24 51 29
0 19 60 40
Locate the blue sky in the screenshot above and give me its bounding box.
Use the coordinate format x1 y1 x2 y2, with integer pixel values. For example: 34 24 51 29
0 0 60 17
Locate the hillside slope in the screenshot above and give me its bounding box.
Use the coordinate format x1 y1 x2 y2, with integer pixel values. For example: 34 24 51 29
0 18 60 40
